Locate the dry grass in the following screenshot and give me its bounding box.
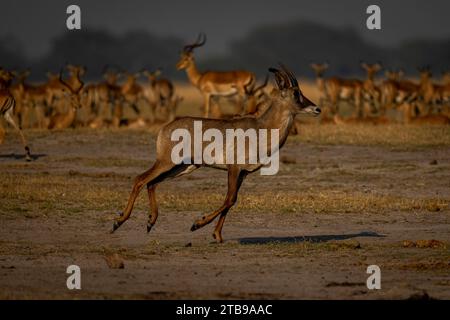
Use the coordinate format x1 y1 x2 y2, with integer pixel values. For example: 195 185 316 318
290 124 450 148
1 171 448 219
174 82 450 149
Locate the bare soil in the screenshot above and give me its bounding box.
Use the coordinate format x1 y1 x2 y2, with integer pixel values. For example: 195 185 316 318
0 126 449 299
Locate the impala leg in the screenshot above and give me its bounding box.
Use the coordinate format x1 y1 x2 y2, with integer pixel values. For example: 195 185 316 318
4 108 31 161
146 184 159 233
203 93 211 118
191 167 247 243
112 103 123 128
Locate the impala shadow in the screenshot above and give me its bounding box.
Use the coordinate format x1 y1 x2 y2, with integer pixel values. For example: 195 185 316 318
0 153 47 161
237 231 385 245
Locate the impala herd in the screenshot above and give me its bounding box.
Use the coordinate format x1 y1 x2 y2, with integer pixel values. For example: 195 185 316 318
1 34 449 161
311 62 450 125
1 33 450 241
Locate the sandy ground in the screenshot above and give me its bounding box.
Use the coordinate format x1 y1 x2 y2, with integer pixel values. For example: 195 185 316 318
0 126 449 299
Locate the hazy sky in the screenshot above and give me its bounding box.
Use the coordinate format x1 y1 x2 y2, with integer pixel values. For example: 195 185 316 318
2 0 450 59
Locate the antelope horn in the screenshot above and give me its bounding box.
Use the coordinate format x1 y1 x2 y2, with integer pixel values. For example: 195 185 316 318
269 67 289 90
183 33 207 53
279 63 298 88
59 68 71 90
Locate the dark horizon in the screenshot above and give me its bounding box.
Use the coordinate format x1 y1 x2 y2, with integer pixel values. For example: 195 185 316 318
2 0 450 60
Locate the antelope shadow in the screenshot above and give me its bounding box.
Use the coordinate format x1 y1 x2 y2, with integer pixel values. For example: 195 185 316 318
237 231 385 245
0 153 47 160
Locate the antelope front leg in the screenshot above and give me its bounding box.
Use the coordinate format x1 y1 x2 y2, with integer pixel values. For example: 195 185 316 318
191 167 246 243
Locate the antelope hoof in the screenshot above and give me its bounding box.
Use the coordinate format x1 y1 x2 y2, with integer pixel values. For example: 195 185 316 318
212 231 223 243
111 220 122 233
25 147 32 162
147 223 154 233
191 216 207 232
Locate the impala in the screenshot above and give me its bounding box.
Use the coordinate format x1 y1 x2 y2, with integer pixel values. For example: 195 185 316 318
87 67 123 128
243 74 269 115
176 33 255 117
47 69 84 129
311 64 362 115
115 71 145 127
310 62 336 122
399 102 450 125
142 68 174 108
380 69 419 110
0 68 32 161
360 62 382 115
110 65 320 243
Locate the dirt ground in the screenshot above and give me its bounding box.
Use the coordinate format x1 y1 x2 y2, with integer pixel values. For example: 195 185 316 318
0 125 449 299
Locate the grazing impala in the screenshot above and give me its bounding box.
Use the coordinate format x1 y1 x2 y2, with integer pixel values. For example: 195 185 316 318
0 68 31 160
110 65 320 243
176 33 255 117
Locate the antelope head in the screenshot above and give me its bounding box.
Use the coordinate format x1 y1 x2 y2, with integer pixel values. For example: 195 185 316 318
0 68 14 89
244 74 269 114
269 64 321 116
385 69 404 81
102 65 122 85
418 66 432 80
142 68 162 82
443 71 450 85
176 33 206 70
59 69 84 108
361 62 382 79
66 64 86 77
310 62 329 78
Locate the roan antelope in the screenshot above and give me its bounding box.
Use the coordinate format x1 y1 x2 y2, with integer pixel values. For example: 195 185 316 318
176 33 255 117
111 65 321 243
0 68 32 161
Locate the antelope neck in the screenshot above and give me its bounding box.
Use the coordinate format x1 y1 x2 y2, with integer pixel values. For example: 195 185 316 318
185 60 202 87
258 101 295 148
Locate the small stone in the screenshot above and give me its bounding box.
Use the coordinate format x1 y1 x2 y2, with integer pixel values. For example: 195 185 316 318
104 253 125 269
402 240 415 248
429 160 438 165
281 155 296 164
